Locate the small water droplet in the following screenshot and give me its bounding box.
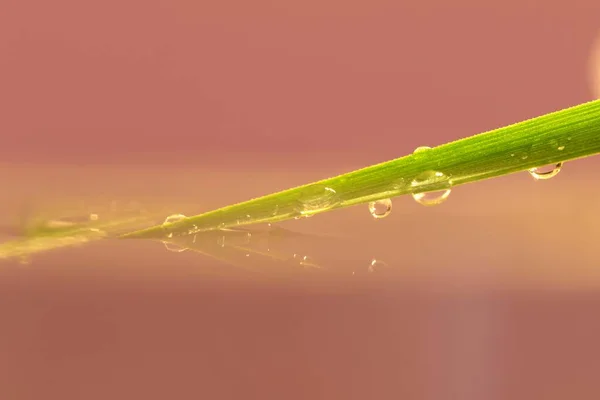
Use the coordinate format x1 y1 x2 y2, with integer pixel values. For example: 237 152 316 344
521 154 528 160
368 199 392 219
296 185 340 218
368 259 389 272
510 153 515 157
557 145 565 151
528 162 563 180
163 214 187 225
413 146 431 154
271 205 279 216
89 213 99 221
410 171 452 206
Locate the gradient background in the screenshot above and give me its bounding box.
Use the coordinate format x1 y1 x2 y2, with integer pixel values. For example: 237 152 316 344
1 0 600 399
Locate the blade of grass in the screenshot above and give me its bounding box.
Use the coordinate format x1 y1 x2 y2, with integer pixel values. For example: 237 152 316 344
121 99 600 239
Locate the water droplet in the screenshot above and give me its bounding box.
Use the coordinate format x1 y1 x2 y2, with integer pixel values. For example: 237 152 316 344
410 171 452 206
89 213 99 221
528 162 563 180
557 145 565 151
368 199 392 219
368 259 389 272
521 154 528 160
163 214 187 225
413 146 431 154
296 186 340 218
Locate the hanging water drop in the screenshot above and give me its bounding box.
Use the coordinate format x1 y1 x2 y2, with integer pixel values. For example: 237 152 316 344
411 171 452 206
368 199 392 219
528 162 563 180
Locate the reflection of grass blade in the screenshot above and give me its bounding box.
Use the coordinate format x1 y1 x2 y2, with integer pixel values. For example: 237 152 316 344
164 226 373 276
122 99 600 239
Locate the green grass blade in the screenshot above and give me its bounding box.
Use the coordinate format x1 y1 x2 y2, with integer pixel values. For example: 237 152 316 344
121 99 600 239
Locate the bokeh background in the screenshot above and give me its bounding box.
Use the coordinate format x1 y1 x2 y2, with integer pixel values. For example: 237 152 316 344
1 0 600 399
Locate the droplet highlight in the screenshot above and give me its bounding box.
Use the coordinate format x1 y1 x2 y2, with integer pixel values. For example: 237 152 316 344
410 171 452 206
529 162 563 180
368 199 392 219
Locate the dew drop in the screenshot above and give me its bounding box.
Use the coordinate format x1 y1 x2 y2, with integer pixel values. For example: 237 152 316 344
297 186 340 218
368 199 392 219
163 214 187 225
368 258 389 272
410 171 452 206
557 145 565 151
413 146 431 154
528 162 563 180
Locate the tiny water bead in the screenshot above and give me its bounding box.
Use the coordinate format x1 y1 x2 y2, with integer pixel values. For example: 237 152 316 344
410 170 452 206
296 186 340 218
368 199 392 219
528 162 563 180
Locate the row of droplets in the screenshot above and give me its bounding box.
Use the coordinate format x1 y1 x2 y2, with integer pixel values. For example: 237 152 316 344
161 145 566 225
367 145 565 219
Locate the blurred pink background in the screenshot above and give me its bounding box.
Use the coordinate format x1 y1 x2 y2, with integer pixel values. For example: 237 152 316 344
1 0 600 399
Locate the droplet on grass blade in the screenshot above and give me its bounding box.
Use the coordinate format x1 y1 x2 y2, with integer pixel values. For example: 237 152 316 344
529 162 563 180
410 170 452 206
368 199 392 219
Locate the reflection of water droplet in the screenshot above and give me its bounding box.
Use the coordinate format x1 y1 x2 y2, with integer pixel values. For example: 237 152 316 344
411 171 452 206
529 162 563 180
557 145 565 151
413 146 431 154
163 214 187 225
299 255 319 268
163 241 188 253
297 186 340 218
368 258 388 272
89 213 99 221
368 199 392 219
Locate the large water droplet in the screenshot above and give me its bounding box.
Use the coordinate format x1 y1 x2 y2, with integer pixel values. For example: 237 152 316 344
529 162 563 180
368 199 392 219
296 186 340 218
411 171 452 206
